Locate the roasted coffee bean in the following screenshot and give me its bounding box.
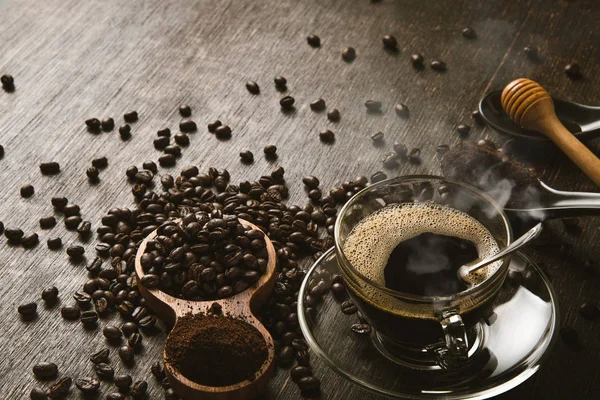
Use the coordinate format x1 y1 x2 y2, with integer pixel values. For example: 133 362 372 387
130 380 148 399
142 161 158 173
66 245 85 258
382 34 398 50
471 110 484 124
81 310 99 325
179 105 192 117
18 302 37 317
20 184 34 197
462 27 476 38
274 76 287 89
308 189 322 201
119 345 135 364
141 274 160 289
370 131 384 144
91 156 108 169
40 162 60 175
73 291 91 305
410 53 424 68
409 148 421 164
430 60 446 71
1 74 15 90
276 346 295 367
33 362 58 379
264 145 277 157
107 393 126 400
90 348 110 364
310 98 326 112
330 282 347 300
61 305 80 320
101 118 114 131
128 332 143 351
39 216 57 230
151 361 165 380
174 133 190 146
139 315 156 329
579 302 600 319
351 323 372 334
523 45 537 59
341 300 358 315
365 100 382 112
75 377 100 393
327 108 340 122
103 325 123 341
180 119 197 132
457 124 471 138
123 111 138 123
307 34 321 47
297 376 321 391
5 227 24 242
246 81 260 94
370 171 387 183
319 129 335 143
94 363 114 380
30 387 47 399
302 176 319 189
121 321 139 337
86 118 101 132
21 233 39 248
565 62 582 79
159 154 176 167
560 326 579 348
46 377 71 399
207 120 222 133
280 95 295 110
114 374 133 390
394 103 409 118
296 348 310 366
215 125 232 139
77 221 92 236
119 125 131 140
51 197 68 210
64 204 80 216
41 286 59 304
239 150 254 163
291 366 312 382
165 388 179 400
342 46 356 62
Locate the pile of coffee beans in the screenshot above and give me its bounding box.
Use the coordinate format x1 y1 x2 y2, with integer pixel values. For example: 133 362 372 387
140 216 268 300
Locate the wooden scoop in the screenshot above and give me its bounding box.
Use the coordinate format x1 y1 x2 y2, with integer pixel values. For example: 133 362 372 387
501 78 600 187
134 219 277 400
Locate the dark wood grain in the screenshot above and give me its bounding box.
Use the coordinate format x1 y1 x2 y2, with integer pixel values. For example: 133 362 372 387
1 0 599 399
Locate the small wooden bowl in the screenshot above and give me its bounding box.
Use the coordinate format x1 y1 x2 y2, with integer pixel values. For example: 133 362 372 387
134 218 277 400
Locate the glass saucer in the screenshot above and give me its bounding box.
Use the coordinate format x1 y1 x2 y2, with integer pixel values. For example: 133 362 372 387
298 248 559 400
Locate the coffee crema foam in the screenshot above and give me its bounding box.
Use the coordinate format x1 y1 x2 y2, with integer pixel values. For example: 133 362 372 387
343 202 501 289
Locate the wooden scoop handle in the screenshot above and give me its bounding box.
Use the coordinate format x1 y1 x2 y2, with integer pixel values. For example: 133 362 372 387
501 78 600 187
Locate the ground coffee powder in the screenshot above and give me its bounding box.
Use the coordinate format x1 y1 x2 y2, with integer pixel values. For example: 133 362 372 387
165 313 268 387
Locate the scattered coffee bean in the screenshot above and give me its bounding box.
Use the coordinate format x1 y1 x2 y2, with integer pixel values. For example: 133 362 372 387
0 144 4 158
46 377 71 399
154 136 170 149
310 98 326 112
291 366 312 382
430 60 446 71
85 118 101 132
20 184 34 197
86 166 100 182
365 100 382 112
393 142 408 158
18 302 37 318
240 150 254 163
1 74 15 91
370 171 387 183
130 380 148 399
215 125 232 139
65 216 82 230
33 362 58 379
308 189 322 201
327 108 340 122
307 34 321 47
119 345 135 364
75 377 100 393
81 310 99 325
94 363 114 380
280 95 295 111
382 35 398 50
142 161 158 173
411 53 424 68
207 120 222 133
38 217 56 230
174 133 190 146
565 62 582 79
119 124 131 140
302 176 319 189
264 145 277 157
342 47 356 62
92 156 108 169
180 119 197 132
63 204 80 216
41 286 59 305
51 197 68 210
29 387 47 400
297 376 321 391
122 322 139 337
524 45 538 59
351 323 372 334
128 332 143 351
164 145 182 157
5 227 24 243
457 124 471 138
165 388 179 400
409 148 421 164
103 325 123 341
66 245 85 258
274 76 287 89
462 27 476 39
340 300 358 315
246 81 260 94
61 305 80 320
394 103 409 118
370 131 384 144
123 111 138 123
90 348 109 364
179 105 192 117
40 162 60 175
21 233 39 248
114 374 132 391
579 302 600 319
159 154 176 167
471 110 484 124
319 129 335 143
101 118 114 131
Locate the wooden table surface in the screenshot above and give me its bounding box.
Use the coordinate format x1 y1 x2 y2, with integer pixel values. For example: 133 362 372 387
1 0 599 399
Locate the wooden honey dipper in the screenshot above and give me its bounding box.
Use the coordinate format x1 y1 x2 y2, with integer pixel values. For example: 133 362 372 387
135 218 277 400
501 78 600 187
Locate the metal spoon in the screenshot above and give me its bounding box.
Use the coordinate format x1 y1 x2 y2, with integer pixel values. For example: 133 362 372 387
479 91 600 142
457 222 543 283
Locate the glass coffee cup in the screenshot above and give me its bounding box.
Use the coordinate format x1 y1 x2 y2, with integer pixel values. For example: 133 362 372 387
334 176 512 370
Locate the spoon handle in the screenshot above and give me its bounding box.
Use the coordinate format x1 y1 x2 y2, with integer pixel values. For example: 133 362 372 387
461 223 543 278
537 114 600 187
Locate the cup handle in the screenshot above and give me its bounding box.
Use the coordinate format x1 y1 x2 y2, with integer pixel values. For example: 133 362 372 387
430 310 469 370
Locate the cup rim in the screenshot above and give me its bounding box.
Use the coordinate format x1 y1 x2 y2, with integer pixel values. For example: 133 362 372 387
334 175 513 303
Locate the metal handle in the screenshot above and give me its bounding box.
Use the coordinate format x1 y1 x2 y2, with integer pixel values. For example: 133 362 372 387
429 310 469 370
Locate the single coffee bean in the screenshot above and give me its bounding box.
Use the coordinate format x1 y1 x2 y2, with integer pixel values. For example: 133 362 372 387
409 148 421 164
21 233 39 248
565 62 582 79
101 118 114 131
1 74 15 90
365 100 382 112
207 120 222 133
341 300 358 315
319 129 335 143
179 119 197 132
174 133 190 146
462 27 476 39
382 35 398 50
123 111 138 123
119 345 135 364
77 221 92 236
103 325 123 341
41 286 59 304
370 171 387 183
342 47 356 62
46 377 71 399
411 53 424 68
66 245 85 258
130 380 148 399
128 332 143 351
394 103 409 118
297 376 321 391
33 362 58 379
559 326 579 348
327 108 340 122
20 184 34 197
81 310 99 325
246 81 260 94
5 227 24 243
119 124 131 140
157 128 171 138
65 216 82 230
121 322 139 337
471 110 484 124
75 377 100 393
63 204 80 217
274 76 287 89
142 161 158 173
92 156 108 169
85 118 101 132
310 98 326 112
579 302 600 319
51 197 68 210
107 393 126 400
30 387 47 400
277 346 295 367
523 45 537 59
94 363 114 380
40 162 60 175
151 361 165 380
280 95 295 110
430 60 446 71
90 348 110 364
39 216 56 229
215 125 232 139
302 176 319 189
18 302 37 317
165 388 179 400
351 323 372 334
159 154 176 167
61 305 80 320
114 374 133 390
457 124 471 138
308 189 322 201
290 366 312 382
264 145 277 157
370 131 384 143
307 34 321 47
393 142 408 158
240 150 254 163
179 105 192 117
